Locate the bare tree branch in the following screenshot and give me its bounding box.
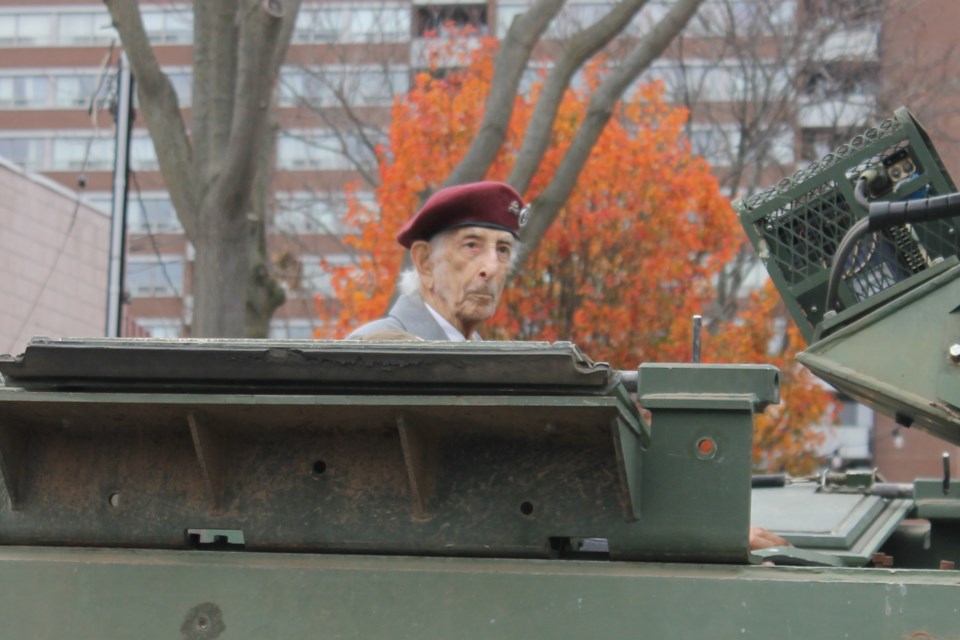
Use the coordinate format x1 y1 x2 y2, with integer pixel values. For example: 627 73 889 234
313 96 382 187
104 0 198 237
270 0 303 72
218 0 286 210
443 0 566 186
509 0 652 193
517 0 704 265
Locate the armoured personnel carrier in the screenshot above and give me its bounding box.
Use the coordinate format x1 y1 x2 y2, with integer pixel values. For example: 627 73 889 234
1 108 959 638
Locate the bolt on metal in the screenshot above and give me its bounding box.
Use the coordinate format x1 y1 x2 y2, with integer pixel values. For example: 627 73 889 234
949 344 960 363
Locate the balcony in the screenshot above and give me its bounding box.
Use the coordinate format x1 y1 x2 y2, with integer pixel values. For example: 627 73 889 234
817 26 879 62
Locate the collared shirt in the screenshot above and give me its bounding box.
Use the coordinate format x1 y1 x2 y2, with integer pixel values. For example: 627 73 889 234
424 302 481 341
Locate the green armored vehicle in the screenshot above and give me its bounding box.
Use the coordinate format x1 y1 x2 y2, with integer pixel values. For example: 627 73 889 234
1 108 959 638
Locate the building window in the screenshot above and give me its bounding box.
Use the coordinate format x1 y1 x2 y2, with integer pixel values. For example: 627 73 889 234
802 0 883 25
277 134 326 169
135 317 183 338
653 60 792 104
0 137 47 171
128 195 182 233
279 66 409 108
295 8 342 42
416 4 487 37
50 137 114 171
130 136 159 172
0 14 53 46
268 318 314 339
277 130 378 171
273 193 357 235
344 6 410 41
0 72 117 110
0 75 49 108
126 256 184 298
57 11 116 45
687 0 796 37
295 5 409 43
354 68 409 105
52 74 106 108
141 8 193 44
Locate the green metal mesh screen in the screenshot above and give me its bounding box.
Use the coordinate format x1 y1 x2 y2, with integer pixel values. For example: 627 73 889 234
735 108 959 343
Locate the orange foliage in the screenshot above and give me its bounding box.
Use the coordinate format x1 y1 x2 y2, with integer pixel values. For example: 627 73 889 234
314 38 832 473
708 284 833 475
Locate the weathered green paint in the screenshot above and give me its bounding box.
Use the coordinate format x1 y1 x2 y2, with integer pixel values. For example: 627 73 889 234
0 342 779 565
914 478 960 520
4 337 959 634
0 338 618 394
636 363 780 411
798 261 960 445
752 484 913 566
0 546 957 639
613 364 779 562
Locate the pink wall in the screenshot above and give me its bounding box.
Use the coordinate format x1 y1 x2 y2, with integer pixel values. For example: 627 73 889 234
0 157 109 357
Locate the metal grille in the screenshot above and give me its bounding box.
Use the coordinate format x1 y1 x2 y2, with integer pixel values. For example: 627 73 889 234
735 108 959 342
759 181 855 286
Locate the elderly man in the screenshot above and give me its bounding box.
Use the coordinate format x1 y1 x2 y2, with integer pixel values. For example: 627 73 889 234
348 181 524 341
347 180 791 555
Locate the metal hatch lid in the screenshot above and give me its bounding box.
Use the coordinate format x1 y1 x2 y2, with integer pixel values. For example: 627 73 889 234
0 337 620 394
751 483 912 567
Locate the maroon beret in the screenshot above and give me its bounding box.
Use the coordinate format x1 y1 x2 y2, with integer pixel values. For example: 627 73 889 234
396 181 527 249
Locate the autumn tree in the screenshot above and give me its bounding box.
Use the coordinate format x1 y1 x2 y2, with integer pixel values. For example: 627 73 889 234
285 0 705 270
102 0 705 337
317 44 826 473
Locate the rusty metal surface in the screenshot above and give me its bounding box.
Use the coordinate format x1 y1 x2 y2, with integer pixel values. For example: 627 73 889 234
0 391 645 558
0 341 778 564
0 338 617 394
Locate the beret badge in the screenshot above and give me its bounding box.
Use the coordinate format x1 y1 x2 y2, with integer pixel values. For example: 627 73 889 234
509 200 529 228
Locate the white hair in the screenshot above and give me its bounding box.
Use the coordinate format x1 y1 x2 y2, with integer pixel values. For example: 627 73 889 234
399 229 522 296
399 268 421 296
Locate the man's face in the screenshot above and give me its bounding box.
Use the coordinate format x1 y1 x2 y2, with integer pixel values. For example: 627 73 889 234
423 226 515 333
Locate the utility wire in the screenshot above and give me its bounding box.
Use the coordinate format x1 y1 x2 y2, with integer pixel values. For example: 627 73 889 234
129 169 185 300
7 44 120 353
7 137 96 354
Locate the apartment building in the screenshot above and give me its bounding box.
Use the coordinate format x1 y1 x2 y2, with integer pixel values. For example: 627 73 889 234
1 0 958 478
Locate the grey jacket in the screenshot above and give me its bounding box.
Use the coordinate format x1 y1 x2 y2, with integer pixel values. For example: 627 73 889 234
346 291 449 340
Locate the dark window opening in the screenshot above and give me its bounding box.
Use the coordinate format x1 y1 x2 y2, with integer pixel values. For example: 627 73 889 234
416 4 488 37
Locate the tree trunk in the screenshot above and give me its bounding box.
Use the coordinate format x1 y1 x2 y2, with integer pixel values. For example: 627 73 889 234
106 0 300 338
191 195 250 337
245 120 286 337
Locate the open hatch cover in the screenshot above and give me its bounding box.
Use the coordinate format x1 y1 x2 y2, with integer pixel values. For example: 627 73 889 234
0 337 619 395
